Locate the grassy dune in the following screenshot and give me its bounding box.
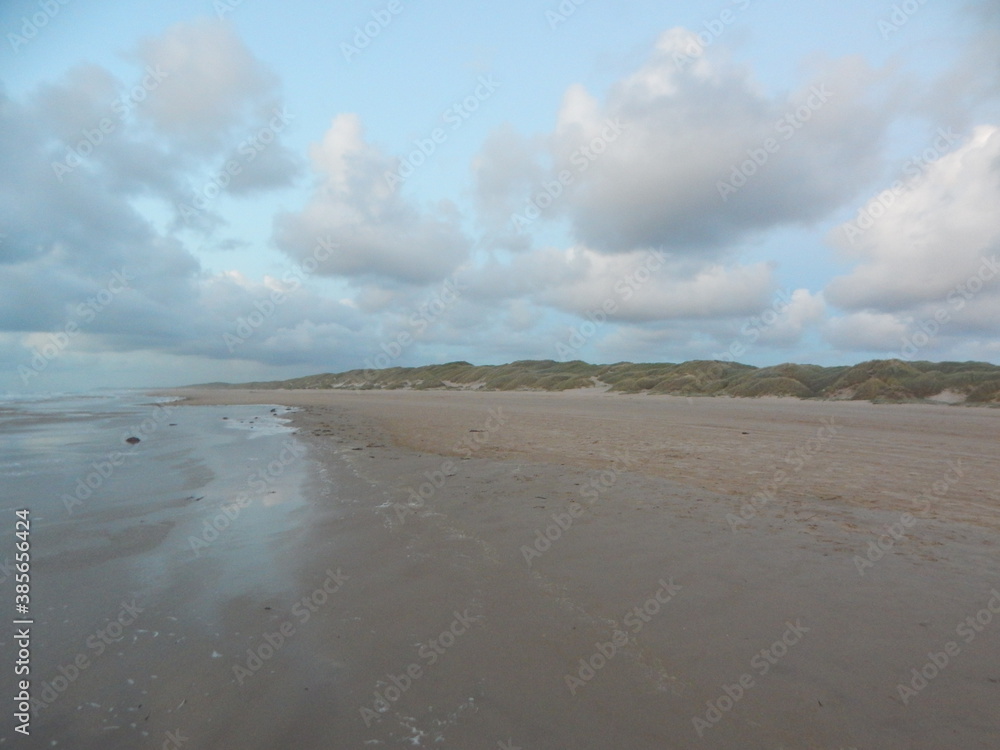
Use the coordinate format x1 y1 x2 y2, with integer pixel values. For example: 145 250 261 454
199 359 1000 404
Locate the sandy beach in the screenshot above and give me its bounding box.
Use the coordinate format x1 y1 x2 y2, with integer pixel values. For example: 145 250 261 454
10 2 1000 748
104 387 995 749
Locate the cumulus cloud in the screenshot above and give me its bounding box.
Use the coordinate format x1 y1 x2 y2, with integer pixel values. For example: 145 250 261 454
0 82 197 293
825 127 1000 310
460 245 779 323
908 1 1000 129
132 19 280 152
4 9 998 387
0 23 337 386
716 287 829 352
2 18 302 242
824 311 909 352
223 136 301 196
272 113 470 283
824 125 1000 354
476 28 895 255
591 325 696 363
471 124 544 251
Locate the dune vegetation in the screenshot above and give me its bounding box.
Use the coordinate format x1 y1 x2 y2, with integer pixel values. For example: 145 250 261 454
200 359 1000 404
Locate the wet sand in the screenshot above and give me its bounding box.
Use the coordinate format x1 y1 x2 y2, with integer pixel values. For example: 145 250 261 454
7 400 316 749
56 389 1000 747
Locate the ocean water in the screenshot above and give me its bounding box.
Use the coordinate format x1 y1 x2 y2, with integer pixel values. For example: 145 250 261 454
0 391 306 559
0 391 317 745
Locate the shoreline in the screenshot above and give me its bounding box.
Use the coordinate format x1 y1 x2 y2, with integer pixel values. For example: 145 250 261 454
9 396 324 749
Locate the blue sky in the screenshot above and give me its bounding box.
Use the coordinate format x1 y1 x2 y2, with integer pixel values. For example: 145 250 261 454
2 0 999 391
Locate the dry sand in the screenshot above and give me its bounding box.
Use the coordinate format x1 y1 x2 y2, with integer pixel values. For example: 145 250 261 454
153 388 1000 748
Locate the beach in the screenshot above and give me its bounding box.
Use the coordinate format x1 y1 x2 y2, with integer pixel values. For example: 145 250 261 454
7 389 1000 748
9 2 1000 748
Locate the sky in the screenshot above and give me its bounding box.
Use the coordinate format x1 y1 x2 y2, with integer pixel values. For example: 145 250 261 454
2 0 999 392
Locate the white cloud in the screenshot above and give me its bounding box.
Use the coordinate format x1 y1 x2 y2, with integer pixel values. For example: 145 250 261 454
825 125 1000 327
463 245 778 322
133 19 280 151
476 28 895 256
757 289 827 345
0 24 339 381
3 8 999 387
824 310 908 352
273 114 470 283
